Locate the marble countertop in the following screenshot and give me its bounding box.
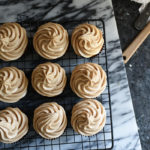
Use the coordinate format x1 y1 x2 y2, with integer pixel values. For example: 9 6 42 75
0 0 142 149
112 0 150 149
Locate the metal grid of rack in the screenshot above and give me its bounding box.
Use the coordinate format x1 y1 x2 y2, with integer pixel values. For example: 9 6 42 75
0 18 113 150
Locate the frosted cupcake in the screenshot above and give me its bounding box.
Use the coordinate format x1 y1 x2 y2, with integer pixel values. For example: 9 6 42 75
0 23 28 61
71 99 106 136
0 107 28 143
33 22 69 59
71 23 104 58
70 63 107 98
32 62 67 97
33 102 67 139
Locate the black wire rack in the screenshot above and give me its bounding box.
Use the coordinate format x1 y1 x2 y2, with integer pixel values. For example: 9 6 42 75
0 17 113 150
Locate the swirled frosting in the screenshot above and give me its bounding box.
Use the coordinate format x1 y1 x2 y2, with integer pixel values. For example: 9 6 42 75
32 62 67 97
71 99 106 136
71 23 104 58
0 67 28 103
33 102 67 139
33 22 69 59
70 63 107 98
0 23 28 61
0 107 28 143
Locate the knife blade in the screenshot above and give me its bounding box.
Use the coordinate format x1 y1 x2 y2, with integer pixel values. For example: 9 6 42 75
135 2 150 30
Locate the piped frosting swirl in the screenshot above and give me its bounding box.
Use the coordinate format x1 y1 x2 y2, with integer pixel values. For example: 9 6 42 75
33 22 69 59
71 99 106 136
32 62 67 97
0 67 28 103
71 23 104 58
70 63 107 98
0 23 28 61
0 107 28 143
33 102 67 139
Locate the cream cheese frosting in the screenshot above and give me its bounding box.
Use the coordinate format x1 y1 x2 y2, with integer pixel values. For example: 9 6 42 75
70 63 107 98
0 67 28 103
71 23 104 58
71 99 106 136
33 22 69 60
33 102 67 139
31 62 67 97
0 107 28 143
0 23 28 61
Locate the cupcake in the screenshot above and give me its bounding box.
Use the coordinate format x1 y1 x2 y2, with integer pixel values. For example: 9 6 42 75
71 99 106 136
0 107 28 143
0 23 28 61
33 102 67 139
0 67 28 103
33 22 69 59
32 62 67 97
71 23 104 58
70 63 107 98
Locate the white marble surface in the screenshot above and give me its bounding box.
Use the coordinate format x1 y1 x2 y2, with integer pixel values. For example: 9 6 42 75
0 0 141 149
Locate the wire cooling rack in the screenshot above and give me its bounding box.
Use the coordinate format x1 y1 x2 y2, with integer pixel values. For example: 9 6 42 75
0 18 113 150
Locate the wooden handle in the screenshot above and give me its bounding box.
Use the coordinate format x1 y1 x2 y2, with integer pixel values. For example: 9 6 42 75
123 22 150 64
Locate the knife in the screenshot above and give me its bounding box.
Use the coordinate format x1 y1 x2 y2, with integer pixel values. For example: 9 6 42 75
123 2 150 64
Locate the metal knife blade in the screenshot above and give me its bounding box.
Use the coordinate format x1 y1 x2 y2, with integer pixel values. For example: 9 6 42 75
135 2 150 30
